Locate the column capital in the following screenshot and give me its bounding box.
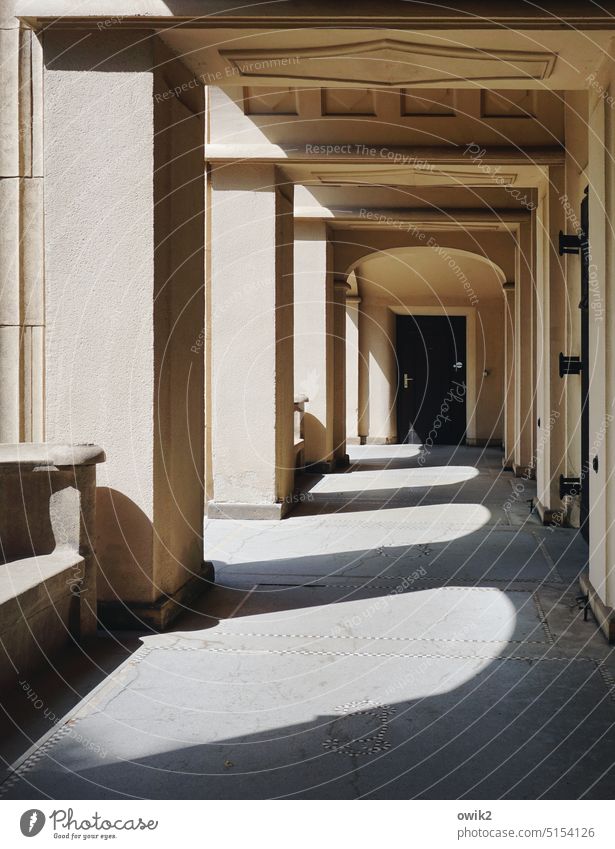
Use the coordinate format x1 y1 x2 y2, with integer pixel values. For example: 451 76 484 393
333 277 351 295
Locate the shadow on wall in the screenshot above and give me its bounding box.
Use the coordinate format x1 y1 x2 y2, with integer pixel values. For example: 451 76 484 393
0 471 82 562
95 488 155 605
302 413 327 466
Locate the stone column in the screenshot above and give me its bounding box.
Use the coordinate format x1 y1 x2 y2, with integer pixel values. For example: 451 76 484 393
503 283 516 469
346 295 361 444
209 162 294 518
0 7 44 443
294 221 335 471
43 31 206 628
535 168 567 522
514 220 535 476
333 278 350 466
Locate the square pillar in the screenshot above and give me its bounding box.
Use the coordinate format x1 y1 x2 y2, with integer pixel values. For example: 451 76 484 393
333 278 350 466
359 301 397 444
514 220 535 476
535 167 567 522
208 163 294 519
503 283 516 469
43 31 206 628
346 295 361 444
294 221 335 471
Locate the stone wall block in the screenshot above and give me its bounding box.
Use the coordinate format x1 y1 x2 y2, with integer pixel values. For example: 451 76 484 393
0 177 20 323
0 325 20 442
21 176 44 325
0 28 19 176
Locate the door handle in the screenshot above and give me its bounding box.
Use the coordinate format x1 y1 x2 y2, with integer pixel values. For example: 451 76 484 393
453 362 463 370
403 373 413 389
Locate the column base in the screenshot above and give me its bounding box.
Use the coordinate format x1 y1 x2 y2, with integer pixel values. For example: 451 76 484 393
365 436 397 445
97 561 215 631
533 497 565 527
580 570 615 643
513 463 535 479
207 500 289 520
305 460 335 475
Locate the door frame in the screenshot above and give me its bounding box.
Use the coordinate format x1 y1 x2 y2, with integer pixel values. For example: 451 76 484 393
391 305 478 443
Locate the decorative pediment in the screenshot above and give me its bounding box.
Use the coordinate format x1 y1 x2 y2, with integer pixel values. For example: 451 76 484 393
220 39 557 87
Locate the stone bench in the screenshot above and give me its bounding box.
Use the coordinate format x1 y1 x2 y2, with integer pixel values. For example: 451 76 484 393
0 444 105 685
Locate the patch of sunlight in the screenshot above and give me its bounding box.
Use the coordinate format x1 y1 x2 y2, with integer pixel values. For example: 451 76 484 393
347 444 422 461
204 503 493 567
307 464 479 494
162 586 518 700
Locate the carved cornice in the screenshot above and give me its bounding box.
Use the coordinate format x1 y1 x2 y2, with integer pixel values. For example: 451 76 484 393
220 39 557 87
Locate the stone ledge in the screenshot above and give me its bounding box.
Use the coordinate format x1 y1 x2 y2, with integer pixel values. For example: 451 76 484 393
0 551 84 632
579 570 615 643
0 442 105 470
97 561 215 632
207 500 288 520
0 551 85 685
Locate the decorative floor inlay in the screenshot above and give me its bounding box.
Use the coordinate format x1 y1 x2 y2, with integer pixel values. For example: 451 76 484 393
323 701 397 757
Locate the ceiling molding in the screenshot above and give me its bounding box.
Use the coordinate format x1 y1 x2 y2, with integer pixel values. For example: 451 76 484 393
220 39 557 87
311 167 518 188
294 206 527 232
294 206 530 221
205 143 565 165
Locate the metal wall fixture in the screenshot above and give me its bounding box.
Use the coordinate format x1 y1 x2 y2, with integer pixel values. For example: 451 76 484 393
559 475 581 499
558 231 582 255
559 353 583 376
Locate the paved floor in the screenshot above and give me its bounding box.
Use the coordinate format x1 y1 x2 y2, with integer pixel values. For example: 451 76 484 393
1 445 614 799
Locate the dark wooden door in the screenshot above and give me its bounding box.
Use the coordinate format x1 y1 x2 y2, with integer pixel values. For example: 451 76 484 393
396 315 467 445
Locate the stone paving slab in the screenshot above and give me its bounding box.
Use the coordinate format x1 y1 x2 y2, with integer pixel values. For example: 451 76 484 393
2 643 614 800
534 528 589 580
211 531 555 591
209 521 544 575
